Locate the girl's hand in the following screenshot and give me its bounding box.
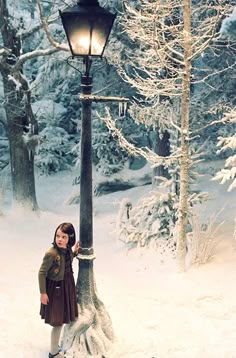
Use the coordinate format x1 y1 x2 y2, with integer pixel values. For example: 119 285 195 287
40 293 49 305
74 241 80 255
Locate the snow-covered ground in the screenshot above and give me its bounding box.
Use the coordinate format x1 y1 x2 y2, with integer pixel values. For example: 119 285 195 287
0 163 236 358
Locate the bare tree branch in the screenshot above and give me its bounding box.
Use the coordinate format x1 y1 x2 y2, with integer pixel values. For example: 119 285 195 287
20 22 49 41
192 60 236 85
191 116 233 134
101 107 180 164
37 0 69 52
14 47 60 70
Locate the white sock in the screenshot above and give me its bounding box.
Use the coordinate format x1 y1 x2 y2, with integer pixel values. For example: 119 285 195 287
50 326 63 354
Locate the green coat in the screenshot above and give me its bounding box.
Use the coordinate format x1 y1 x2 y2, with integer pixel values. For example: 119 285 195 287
38 246 74 294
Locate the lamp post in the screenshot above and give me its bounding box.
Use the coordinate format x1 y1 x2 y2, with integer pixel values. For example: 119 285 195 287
59 1 116 356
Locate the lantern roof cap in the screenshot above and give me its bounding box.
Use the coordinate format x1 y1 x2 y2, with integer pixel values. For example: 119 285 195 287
60 0 115 15
78 0 99 5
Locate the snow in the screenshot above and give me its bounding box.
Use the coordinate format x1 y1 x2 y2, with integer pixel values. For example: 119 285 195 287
0 162 236 358
7 75 22 91
32 100 67 122
221 7 236 35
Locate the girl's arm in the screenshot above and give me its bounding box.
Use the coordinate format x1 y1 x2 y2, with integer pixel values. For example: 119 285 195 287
38 251 54 294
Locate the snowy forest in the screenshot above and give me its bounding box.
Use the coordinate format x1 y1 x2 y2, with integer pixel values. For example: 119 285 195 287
1 1 236 357
0 0 236 260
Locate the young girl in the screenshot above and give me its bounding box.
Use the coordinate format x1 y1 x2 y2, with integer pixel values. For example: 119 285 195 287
38 222 79 358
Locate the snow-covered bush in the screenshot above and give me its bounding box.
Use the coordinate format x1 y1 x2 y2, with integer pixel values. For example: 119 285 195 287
117 175 178 247
117 175 208 256
221 7 236 40
212 110 236 238
187 212 223 266
213 134 236 192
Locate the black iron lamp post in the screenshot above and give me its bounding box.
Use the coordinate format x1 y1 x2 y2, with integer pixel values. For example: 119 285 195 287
60 0 116 252
59 1 117 356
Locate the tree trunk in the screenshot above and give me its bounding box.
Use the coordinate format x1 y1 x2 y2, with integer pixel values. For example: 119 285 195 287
2 73 38 210
153 129 170 181
0 0 38 210
177 0 192 271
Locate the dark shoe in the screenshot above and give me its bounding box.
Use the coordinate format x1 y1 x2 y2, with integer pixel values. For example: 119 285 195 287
48 352 64 358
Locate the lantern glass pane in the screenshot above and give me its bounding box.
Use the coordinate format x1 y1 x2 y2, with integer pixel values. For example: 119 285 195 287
62 14 115 56
63 17 91 56
91 18 113 56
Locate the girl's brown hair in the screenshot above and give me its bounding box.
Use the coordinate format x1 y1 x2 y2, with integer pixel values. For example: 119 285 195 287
54 222 76 247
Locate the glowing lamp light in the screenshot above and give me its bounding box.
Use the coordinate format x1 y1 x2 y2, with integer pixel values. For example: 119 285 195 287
59 0 116 58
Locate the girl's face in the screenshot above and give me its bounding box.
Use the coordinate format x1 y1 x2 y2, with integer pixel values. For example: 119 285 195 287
55 228 69 249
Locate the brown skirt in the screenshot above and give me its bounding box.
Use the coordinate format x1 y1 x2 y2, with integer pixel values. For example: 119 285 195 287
40 272 78 326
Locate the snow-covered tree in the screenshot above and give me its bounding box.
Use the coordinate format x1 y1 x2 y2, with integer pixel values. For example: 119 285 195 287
93 117 128 176
110 0 235 270
0 0 68 209
31 98 76 174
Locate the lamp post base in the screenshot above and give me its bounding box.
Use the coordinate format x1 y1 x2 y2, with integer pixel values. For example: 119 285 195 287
60 261 114 356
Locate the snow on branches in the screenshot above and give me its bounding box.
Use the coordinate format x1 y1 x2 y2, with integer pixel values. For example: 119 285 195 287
212 110 236 192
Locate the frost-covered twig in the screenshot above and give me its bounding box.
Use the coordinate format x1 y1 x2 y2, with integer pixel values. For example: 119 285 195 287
191 117 234 134
100 107 180 167
188 210 224 266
